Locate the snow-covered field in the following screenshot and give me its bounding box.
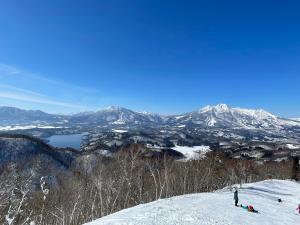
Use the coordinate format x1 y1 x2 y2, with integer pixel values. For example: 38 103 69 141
0 125 63 131
84 180 300 225
112 129 128 133
286 144 300 149
172 145 211 160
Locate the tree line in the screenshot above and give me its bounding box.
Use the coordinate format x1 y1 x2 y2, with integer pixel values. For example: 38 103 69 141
0 144 296 225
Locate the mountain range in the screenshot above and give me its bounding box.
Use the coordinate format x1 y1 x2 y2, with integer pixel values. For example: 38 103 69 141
0 104 299 131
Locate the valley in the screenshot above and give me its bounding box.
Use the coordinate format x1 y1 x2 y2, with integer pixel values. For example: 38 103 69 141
1 104 299 162
0 104 299 225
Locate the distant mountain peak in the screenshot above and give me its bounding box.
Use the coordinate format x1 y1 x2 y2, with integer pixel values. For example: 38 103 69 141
103 106 134 113
215 103 230 110
199 104 230 113
187 103 291 128
105 106 123 111
199 104 275 117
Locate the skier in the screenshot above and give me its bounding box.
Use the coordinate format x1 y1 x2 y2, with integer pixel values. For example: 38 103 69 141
234 188 239 207
296 204 300 214
240 204 259 213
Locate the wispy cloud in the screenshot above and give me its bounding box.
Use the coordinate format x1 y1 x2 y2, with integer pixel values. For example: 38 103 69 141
0 91 86 109
0 83 49 98
0 64 21 74
0 63 99 94
0 63 98 111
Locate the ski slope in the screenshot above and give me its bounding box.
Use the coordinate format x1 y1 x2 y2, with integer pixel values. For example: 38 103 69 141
172 145 211 160
84 180 300 225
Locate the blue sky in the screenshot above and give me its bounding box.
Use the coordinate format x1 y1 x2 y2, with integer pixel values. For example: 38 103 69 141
0 0 299 117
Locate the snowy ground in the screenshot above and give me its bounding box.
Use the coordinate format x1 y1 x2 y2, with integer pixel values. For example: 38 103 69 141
84 180 300 225
0 125 63 131
172 145 211 160
286 144 300 149
112 129 128 133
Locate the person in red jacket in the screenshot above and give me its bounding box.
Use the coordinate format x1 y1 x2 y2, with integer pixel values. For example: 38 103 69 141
240 204 259 213
296 204 300 214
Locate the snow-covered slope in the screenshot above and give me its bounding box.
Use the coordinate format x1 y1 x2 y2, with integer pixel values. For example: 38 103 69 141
84 180 300 225
172 145 211 160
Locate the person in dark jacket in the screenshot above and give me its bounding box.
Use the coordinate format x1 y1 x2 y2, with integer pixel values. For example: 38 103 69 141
234 188 239 207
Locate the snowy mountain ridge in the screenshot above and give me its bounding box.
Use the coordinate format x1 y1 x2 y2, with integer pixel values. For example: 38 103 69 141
173 104 300 129
84 179 300 225
0 104 300 132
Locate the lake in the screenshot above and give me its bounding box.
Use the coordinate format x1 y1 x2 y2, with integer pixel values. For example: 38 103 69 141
46 133 88 150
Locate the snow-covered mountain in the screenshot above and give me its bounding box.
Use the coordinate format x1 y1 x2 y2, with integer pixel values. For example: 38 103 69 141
0 106 65 125
0 106 163 127
84 179 300 225
70 106 163 125
171 104 300 129
0 104 299 133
